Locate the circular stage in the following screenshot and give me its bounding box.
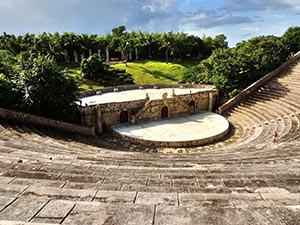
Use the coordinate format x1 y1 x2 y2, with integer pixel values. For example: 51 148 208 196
111 111 229 147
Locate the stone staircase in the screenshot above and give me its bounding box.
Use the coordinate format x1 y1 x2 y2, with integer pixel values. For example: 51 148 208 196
0 59 300 224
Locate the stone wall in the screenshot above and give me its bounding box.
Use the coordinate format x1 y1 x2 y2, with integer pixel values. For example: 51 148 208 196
218 52 300 114
79 88 218 134
0 107 95 136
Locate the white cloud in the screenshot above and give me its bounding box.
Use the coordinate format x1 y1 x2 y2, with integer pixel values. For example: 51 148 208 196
242 27 259 31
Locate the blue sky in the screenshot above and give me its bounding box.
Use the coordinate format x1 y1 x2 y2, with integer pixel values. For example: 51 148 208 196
0 0 299 46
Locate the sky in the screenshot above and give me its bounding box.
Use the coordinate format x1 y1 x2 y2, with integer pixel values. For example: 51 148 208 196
0 0 299 47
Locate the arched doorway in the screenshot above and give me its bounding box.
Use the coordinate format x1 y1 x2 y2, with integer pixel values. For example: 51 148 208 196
189 100 196 112
120 110 129 123
161 106 169 118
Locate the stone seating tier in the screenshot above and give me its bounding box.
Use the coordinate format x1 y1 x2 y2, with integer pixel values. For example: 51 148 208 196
0 59 300 223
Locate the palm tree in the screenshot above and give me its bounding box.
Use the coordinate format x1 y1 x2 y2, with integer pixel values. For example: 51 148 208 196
159 32 174 63
144 32 153 59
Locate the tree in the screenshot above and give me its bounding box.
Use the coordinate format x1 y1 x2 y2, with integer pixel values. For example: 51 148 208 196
281 26 300 54
159 32 174 63
213 34 228 49
183 35 289 98
81 55 134 85
112 25 126 37
143 32 153 59
13 53 79 122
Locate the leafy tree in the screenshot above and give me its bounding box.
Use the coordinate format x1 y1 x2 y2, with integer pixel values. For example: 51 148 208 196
0 73 20 108
281 26 300 54
12 53 79 122
112 25 126 37
81 55 133 85
81 54 108 80
159 32 174 63
213 34 228 49
183 35 289 98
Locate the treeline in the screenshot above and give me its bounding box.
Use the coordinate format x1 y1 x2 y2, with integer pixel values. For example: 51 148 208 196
183 27 300 98
0 25 228 64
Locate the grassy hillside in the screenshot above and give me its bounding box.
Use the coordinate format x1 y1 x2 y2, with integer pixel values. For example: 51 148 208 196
112 60 198 84
66 68 103 91
66 60 199 91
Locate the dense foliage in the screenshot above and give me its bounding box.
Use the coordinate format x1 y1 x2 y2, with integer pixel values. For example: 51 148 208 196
81 55 133 86
183 29 299 98
0 26 228 64
0 52 79 122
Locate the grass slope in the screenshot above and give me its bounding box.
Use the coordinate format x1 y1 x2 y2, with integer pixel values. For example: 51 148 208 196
112 60 198 84
66 60 199 91
66 68 102 91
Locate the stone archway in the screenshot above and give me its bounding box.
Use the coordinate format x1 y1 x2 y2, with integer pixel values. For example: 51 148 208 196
161 106 169 119
120 110 129 123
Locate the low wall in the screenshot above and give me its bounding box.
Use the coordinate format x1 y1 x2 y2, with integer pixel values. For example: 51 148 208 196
0 107 95 136
79 83 214 98
218 52 300 115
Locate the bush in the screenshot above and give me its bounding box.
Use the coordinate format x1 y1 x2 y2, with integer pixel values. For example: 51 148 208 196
81 55 134 85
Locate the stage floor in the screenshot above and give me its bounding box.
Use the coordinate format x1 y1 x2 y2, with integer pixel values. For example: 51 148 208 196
111 111 229 147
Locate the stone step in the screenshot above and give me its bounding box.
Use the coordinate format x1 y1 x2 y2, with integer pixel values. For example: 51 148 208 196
1 188 300 224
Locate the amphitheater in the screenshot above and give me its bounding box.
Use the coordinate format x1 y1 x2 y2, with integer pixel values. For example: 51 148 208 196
0 54 300 224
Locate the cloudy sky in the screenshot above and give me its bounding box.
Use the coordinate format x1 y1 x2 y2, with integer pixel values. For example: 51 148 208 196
0 0 299 46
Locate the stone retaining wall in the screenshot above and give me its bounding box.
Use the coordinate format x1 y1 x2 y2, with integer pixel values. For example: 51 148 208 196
79 83 214 98
218 52 300 114
0 107 95 136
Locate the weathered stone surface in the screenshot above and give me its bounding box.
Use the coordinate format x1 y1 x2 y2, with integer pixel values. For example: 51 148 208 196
62 201 154 225
155 206 300 225
148 179 171 187
0 196 16 212
32 199 75 223
11 177 65 188
0 176 15 184
0 183 28 197
179 193 267 208
103 177 147 186
0 221 56 225
260 192 300 206
0 196 48 221
58 174 100 183
2 170 61 180
135 192 178 206
30 218 62 224
23 186 97 201
65 182 121 191
94 190 136 204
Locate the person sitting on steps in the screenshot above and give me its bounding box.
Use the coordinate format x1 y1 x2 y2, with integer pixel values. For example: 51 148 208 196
272 131 278 144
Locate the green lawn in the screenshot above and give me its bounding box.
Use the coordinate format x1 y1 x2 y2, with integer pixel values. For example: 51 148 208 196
66 59 199 91
112 60 199 84
66 68 102 91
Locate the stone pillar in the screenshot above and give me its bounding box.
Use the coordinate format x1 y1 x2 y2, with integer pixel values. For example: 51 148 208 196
129 51 132 61
96 106 103 133
89 49 92 57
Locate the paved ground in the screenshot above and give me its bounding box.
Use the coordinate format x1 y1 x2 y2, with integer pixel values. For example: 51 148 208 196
79 88 210 106
112 111 229 146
